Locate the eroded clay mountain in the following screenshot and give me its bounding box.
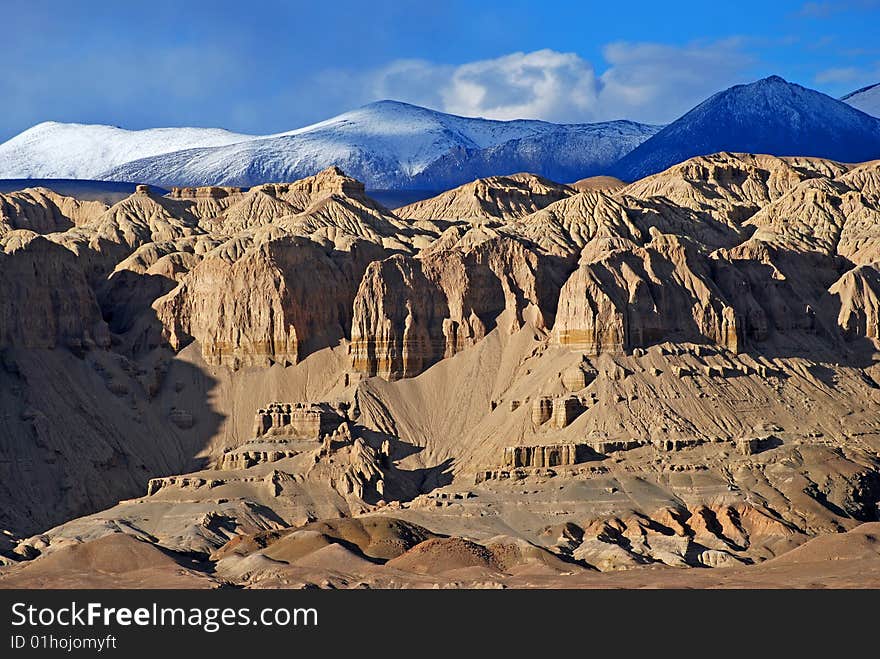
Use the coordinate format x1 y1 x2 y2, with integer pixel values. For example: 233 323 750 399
2 155 880 588
395 173 575 223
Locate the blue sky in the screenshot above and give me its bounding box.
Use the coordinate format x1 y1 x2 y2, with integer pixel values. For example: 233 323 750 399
2 0 879 140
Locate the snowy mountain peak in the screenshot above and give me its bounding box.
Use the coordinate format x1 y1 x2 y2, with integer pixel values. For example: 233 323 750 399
709 75 816 104
360 99 435 112
754 74 788 86
610 75 880 181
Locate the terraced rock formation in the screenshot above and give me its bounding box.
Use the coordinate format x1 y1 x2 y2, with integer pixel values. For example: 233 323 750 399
2 155 880 587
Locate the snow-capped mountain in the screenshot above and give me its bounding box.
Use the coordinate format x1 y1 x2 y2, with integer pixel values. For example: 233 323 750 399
409 121 657 189
611 76 880 182
0 122 256 180
841 83 880 118
0 101 660 190
99 101 661 189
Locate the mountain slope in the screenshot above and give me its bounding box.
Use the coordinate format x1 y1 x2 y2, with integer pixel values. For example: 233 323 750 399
0 101 659 191
611 76 880 181
0 122 256 180
100 101 660 190
409 121 659 188
842 82 880 118
395 173 574 222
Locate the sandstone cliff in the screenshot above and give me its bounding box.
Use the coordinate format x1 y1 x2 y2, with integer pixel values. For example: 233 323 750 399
350 225 569 379
830 264 880 342
0 236 109 350
554 228 740 354
157 235 387 368
2 155 880 587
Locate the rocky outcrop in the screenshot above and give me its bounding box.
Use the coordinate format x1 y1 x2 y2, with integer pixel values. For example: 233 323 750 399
0 188 106 235
253 166 377 210
503 443 594 468
529 395 587 428
163 185 245 223
618 153 848 249
157 235 385 368
746 177 854 256
47 189 205 283
511 191 641 257
315 436 386 502
554 228 741 354
212 167 409 246
110 236 220 278
252 402 346 439
350 227 568 379
571 176 626 193
829 264 880 342
620 153 842 214
349 252 494 379
712 237 848 342
549 395 587 428
561 364 597 391
169 186 243 199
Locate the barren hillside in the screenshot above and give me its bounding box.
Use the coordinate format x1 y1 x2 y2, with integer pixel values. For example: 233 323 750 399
1 154 879 587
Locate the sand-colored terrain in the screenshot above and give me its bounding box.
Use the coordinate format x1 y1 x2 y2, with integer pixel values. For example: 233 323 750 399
1 154 879 588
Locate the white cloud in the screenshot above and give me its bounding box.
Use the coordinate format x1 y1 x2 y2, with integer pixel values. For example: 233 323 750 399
815 66 862 83
797 0 880 18
355 42 755 125
371 59 454 107
814 62 880 87
440 49 600 123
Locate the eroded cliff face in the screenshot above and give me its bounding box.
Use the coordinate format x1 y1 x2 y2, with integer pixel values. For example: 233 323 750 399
350 224 570 379
157 236 387 368
0 236 109 351
350 250 498 380
553 229 741 354
27 157 875 387
831 264 880 341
